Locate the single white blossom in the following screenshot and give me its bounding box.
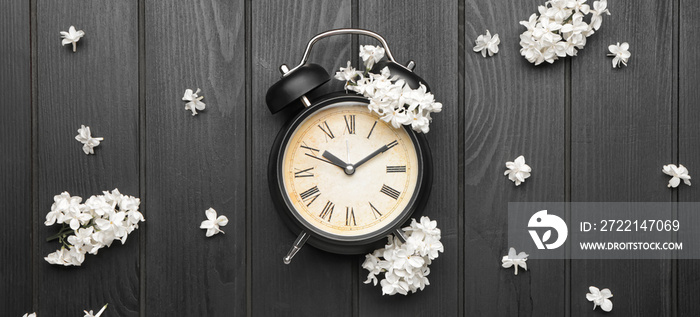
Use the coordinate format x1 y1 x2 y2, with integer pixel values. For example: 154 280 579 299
23 313 36 317
501 247 528 275
473 30 500 58
607 42 631 68
504 155 531 186
75 125 103 155
586 286 613 312
362 216 443 295
359 45 385 69
334 61 361 86
84 304 108 317
663 164 691 188
182 88 206 116
60 26 84 52
589 0 610 30
200 208 228 237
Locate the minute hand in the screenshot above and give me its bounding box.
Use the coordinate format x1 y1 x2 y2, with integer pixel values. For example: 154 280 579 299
353 145 390 169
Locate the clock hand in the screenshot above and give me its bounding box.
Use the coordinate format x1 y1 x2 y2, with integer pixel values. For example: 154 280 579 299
305 153 345 169
322 150 355 175
352 140 397 170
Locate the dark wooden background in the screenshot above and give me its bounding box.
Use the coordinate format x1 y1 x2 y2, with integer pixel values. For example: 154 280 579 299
2 0 698 316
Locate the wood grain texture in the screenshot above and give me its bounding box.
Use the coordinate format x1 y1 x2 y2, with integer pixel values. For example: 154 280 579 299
678 1 700 315
357 1 460 315
0 1 31 316
570 0 675 315
144 0 246 316
35 1 140 316
251 1 355 316
463 0 566 316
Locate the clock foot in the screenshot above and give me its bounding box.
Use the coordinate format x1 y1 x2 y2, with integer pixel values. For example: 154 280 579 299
283 231 310 264
394 229 408 243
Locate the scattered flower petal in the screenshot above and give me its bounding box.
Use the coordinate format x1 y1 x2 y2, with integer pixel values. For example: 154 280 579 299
84 304 108 317
23 313 36 317
60 26 84 52
607 42 631 68
663 164 691 188
362 216 443 295
200 208 228 237
587 286 613 312
504 155 531 186
473 30 500 57
75 125 103 155
182 88 206 116
501 247 529 275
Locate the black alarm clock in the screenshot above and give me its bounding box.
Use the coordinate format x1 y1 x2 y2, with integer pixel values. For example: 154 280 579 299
265 29 433 264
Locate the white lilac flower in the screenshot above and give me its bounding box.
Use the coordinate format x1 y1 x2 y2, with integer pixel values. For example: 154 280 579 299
75 125 104 155
182 88 206 116
586 286 613 312
501 247 528 275
607 42 631 68
519 0 609 65
84 304 108 317
334 61 360 85
663 164 691 188
473 30 500 58
504 155 532 186
359 45 385 69
60 26 84 52
362 216 443 295
337 48 442 134
200 208 228 237
45 189 144 266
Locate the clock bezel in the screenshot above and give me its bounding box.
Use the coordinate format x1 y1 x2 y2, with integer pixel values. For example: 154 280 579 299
268 92 433 254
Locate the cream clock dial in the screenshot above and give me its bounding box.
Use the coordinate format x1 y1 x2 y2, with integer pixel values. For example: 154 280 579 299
281 102 419 237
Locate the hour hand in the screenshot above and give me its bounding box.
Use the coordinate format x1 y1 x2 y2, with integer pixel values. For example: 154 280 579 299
322 151 355 175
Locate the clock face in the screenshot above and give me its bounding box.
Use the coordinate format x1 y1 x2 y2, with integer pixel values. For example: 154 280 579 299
280 101 421 238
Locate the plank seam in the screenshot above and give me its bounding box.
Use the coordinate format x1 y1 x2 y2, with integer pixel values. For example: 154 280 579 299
351 1 360 317
672 0 680 315
30 0 39 313
138 0 147 315
457 0 465 315
245 0 253 315
564 57 572 317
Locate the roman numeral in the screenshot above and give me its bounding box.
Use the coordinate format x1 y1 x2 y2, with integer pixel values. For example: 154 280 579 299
320 201 335 221
299 186 320 206
367 121 377 139
380 184 401 200
345 207 356 226
318 121 335 140
344 115 355 134
369 202 382 219
386 140 398 150
386 165 406 173
300 142 320 156
294 167 314 178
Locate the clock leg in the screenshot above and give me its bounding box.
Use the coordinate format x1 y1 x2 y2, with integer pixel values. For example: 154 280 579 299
283 231 310 264
394 228 408 243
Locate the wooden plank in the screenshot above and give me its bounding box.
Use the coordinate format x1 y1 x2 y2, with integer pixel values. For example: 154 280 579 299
570 0 674 315
678 1 700 315
357 0 459 315
144 0 246 316
251 1 355 316
463 0 567 315
0 1 31 316
35 1 140 316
